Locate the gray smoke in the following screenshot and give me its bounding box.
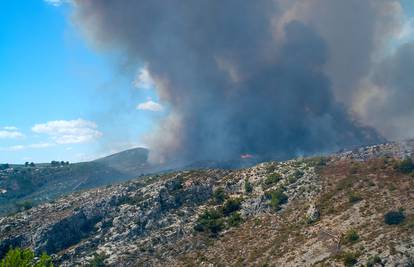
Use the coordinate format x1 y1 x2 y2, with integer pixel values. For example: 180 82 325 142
73 0 400 163
356 43 414 140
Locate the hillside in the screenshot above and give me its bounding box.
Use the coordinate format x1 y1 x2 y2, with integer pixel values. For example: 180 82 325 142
94 147 151 175
0 148 156 216
1 141 414 266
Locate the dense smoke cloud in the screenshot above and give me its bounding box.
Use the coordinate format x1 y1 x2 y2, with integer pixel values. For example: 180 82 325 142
356 43 414 140
73 0 411 163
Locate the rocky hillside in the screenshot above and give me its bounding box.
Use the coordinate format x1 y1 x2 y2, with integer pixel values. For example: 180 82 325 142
1 141 414 266
0 148 157 216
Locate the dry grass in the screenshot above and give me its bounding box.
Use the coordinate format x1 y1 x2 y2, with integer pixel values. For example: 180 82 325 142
169 159 414 266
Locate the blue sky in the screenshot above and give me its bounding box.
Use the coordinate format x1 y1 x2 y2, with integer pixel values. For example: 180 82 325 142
0 0 164 163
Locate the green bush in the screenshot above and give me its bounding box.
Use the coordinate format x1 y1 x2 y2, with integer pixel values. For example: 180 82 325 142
36 253 53 267
306 156 327 167
348 192 362 204
293 170 304 179
87 253 107 267
266 189 288 211
342 229 359 244
194 209 224 235
222 198 242 216
0 247 53 267
384 210 405 225
244 179 253 193
227 212 243 227
263 173 281 188
366 255 381 267
395 157 414 174
16 200 33 211
212 188 226 204
340 251 358 266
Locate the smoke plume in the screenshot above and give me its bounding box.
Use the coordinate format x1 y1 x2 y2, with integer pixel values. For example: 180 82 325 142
73 0 412 163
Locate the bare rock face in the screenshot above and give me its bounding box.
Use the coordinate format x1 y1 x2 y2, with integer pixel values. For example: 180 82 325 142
1 141 414 266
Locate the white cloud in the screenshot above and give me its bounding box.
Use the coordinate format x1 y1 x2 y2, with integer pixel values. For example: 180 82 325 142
0 127 24 139
32 119 103 144
136 100 163 112
133 67 155 89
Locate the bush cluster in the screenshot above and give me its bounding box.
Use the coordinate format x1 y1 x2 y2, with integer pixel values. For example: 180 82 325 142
212 188 226 204
244 179 253 193
265 188 288 211
263 173 282 188
341 251 358 266
194 197 243 235
384 210 405 225
366 255 382 267
0 247 53 267
394 157 414 174
342 229 359 244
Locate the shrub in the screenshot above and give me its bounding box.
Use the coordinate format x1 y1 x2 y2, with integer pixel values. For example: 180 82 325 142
222 198 242 216
384 210 405 225
266 189 288 211
395 157 414 174
293 170 304 179
0 247 34 267
348 192 362 204
342 229 359 244
194 209 224 235
339 251 358 266
227 212 243 227
306 156 327 167
0 247 53 267
16 200 33 211
366 255 381 267
87 253 107 267
263 173 282 188
212 188 226 204
244 179 253 193
37 252 53 267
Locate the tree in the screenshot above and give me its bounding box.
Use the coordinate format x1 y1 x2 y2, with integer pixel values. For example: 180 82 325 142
36 252 53 267
29 162 35 167
50 161 59 167
25 162 29 167
0 247 53 267
0 247 34 267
